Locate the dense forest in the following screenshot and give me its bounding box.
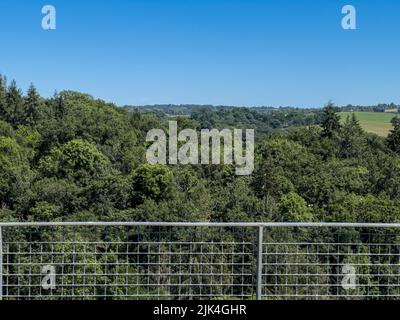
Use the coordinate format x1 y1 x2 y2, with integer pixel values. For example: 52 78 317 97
2 75 400 299
1 75 400 224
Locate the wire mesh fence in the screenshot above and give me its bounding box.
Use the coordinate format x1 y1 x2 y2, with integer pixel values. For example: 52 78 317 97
0 222 399 300
262 225 400 300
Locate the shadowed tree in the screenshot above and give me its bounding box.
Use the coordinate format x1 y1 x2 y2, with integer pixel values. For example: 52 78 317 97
387 117 400 154
0 75 7 121
52 91 66 119
321 102 342 139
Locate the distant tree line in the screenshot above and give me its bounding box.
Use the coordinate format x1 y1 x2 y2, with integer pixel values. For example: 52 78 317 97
340 103 400 113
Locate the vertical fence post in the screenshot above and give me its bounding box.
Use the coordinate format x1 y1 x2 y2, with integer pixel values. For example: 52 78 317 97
0 226 3 300
256 226 263 300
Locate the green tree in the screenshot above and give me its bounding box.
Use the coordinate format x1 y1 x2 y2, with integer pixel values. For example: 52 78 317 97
39 139 111 182
0 136 33 211
131 164 176 205
387 116 400 154
253 138 315 198
0 119 14 138
321 102 341 139
24 83 43 125
279 192 313 222
340 113 365 158
52 91 66 119
0 74 7 121
5 80 25 127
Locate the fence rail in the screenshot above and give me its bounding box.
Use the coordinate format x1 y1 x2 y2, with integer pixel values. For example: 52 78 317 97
0 222 399 300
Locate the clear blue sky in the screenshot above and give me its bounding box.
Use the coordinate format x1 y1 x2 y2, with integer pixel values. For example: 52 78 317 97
0 0 399 107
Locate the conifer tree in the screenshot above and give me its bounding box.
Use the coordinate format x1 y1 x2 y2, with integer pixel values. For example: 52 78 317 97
0 74 7 120
387 117 400 154
341 113 365 158
52 91 66 119
25 83 42 125
321 102 342 139
6 80 25 127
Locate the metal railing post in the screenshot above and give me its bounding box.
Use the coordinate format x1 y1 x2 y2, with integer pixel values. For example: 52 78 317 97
0 226 3 300
256 226 263 300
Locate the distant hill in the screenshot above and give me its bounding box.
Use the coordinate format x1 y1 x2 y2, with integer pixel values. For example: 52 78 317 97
123 104 325 139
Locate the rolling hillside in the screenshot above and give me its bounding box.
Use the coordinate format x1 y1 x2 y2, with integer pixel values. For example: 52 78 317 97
339 112 398 137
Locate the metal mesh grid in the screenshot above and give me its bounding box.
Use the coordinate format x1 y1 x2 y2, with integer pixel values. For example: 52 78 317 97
262 226 400 300
0 224 256 300
0 222 399 300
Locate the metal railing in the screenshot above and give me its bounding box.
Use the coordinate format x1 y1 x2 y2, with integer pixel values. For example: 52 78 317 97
0 222 399 300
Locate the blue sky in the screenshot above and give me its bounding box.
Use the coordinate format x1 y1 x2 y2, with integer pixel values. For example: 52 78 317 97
0 0 399 107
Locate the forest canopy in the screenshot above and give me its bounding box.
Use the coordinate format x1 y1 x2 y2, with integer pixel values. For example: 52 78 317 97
1 75 400 224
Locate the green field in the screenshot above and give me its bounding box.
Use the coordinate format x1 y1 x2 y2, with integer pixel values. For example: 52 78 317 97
339 112 399 137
